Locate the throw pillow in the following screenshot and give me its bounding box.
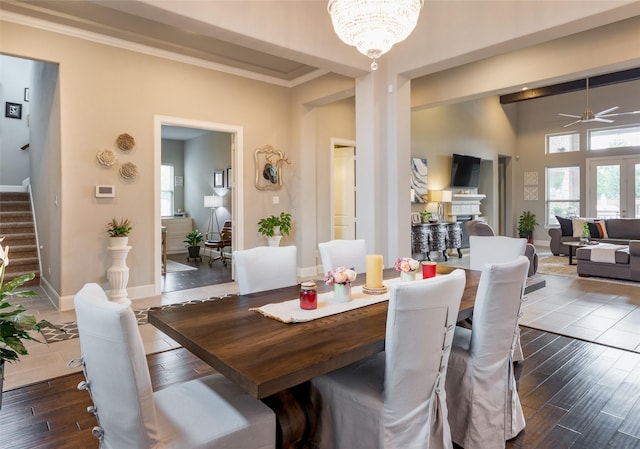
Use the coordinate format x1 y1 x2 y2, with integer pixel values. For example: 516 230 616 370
595 220 608 238
587 222 601 239
572 218 592 237
556 216 573 236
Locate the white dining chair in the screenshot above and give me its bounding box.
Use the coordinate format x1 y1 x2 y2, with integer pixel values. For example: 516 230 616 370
466 222 538 276
310 269 467 449
445 256 529 449
318 239 367 275
233 245 297 294
468 235 529 362
468 235 527 271
72 283 275 449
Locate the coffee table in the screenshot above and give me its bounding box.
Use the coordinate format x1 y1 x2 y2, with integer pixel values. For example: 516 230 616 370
564 241 598 265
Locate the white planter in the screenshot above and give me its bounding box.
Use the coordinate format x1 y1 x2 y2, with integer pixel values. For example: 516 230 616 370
109 236 129 248
333 283 352 302
400 271 416 282
107 240 132 306
267 235 282 247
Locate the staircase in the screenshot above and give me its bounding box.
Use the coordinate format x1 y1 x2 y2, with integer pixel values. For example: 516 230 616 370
0 192 40 287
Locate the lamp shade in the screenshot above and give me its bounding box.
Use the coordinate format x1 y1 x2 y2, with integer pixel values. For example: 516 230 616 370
429 190 442 202
441 190 453 202
204 195 223 208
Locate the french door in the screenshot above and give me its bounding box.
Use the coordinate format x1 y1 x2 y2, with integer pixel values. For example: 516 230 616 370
586 156 640 218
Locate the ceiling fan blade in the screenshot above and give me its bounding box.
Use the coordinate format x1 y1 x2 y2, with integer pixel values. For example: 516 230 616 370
595 106 619 116
559 113 581 118
591 117 614 123
563 119 582 127
601 110 640 117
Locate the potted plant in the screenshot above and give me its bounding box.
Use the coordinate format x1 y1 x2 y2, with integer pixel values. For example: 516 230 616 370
258 212 292 246
518 211 538 244
184 230 204 261
0 238 58 409
107 217 132 247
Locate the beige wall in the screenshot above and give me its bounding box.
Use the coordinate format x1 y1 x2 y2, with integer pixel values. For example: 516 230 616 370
1 20 357 306
411 96 517 231
514 78 640 241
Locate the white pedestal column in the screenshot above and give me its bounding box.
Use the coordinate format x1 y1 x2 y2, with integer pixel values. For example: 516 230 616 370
107 241 132 306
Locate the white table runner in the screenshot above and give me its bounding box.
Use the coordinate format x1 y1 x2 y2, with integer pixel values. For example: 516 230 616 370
251 278 402 323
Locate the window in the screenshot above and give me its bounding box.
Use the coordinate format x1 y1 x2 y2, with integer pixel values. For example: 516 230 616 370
546 166 580 225
546 131 579 154
161 164 174 217
589 124 640 150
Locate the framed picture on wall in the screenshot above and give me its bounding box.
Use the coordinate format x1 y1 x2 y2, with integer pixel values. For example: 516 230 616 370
5 102 22 119
411 212 421 224
213 170 224 188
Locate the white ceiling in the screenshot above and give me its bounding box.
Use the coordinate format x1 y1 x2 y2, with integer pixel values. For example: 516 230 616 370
3 0 640 88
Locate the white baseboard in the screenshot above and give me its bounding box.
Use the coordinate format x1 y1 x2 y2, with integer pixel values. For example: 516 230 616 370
298 265 320 279
58 283 157 311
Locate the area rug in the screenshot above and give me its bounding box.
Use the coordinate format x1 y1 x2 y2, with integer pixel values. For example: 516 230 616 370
165 259 198 273
40 295 227 343
536 255 577 277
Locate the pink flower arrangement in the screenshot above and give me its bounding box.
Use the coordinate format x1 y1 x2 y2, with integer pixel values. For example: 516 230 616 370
323 267 357 286
394 257 420 273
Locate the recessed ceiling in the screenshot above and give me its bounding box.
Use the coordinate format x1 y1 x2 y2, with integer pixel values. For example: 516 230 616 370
0 0 320 84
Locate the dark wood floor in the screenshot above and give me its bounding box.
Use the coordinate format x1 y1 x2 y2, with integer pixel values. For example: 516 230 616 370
1 327 639 449
161 252 232 293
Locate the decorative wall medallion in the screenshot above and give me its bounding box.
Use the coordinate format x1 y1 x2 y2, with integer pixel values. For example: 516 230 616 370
524 171 538 186
119 162 138 180
96 148 117 167
254 145 291 191
116 133 135 151
524 186 538 201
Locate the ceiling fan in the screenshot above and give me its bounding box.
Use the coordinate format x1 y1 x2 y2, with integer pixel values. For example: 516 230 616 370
558 77 640 127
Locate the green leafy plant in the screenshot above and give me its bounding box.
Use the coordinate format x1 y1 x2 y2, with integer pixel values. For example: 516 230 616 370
258 212 292 237
420 210 434 223
517 211 538 238
184 230 204 247
0 238 58 379
107 217 132 237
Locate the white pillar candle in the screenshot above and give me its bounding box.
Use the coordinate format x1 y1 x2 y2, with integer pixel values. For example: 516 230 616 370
366 254 383 288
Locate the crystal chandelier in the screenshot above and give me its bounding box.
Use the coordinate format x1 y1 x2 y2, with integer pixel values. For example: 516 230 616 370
327 0 424 70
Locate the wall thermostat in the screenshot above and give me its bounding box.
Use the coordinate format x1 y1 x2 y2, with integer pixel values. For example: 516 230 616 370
95 185 115 198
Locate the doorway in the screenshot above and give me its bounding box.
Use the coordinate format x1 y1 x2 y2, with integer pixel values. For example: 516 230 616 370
587 155 640 218
331 140 356 239
154 116 244 295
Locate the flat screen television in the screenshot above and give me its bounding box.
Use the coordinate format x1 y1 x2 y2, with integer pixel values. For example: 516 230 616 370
450 154 481 188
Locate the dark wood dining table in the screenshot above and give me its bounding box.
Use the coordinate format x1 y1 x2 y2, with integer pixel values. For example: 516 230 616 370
148 266 540 448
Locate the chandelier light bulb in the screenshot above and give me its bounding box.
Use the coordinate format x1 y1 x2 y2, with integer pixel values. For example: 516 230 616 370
328 0 424 70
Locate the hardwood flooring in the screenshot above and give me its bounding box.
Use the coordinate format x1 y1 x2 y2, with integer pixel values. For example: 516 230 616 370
2 327 639 448
161 252 232 293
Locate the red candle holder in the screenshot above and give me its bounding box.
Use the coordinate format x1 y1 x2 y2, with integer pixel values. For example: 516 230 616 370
300 281 318 310
422 261 437 279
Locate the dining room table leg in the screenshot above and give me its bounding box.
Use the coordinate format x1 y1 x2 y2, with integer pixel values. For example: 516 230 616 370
262 383 317 449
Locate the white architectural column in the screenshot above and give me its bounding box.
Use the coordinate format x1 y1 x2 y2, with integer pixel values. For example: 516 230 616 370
354 69 413 266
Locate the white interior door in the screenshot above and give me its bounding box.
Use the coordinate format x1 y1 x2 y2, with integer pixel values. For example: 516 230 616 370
333 145 356 239
587 156 640 218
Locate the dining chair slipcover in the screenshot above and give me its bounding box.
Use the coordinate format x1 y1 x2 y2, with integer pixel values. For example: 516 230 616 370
73 283 275 449
445 256 529 449
233 245 297 295
310 269 467 449
468 235 528 362
318 239 367 275
466 221 538 276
